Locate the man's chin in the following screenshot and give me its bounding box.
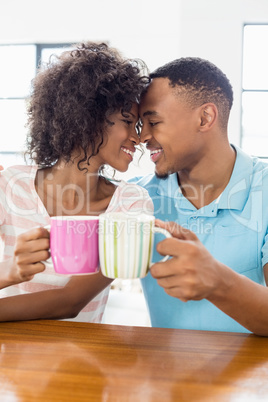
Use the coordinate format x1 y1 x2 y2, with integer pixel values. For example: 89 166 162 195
155 171 169 180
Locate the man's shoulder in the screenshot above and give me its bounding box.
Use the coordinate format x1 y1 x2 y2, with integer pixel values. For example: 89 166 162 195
128 173 179 199
249 155 268 185
252 156 268 173
233 146 268 183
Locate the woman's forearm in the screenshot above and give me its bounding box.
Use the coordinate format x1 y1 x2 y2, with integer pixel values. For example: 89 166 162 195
0 259 17 290
0 271 113 322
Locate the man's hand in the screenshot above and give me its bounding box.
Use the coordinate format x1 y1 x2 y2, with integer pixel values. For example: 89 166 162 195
150 220 222 302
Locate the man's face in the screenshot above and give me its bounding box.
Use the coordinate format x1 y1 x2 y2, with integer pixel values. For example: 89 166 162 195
139 78 203 178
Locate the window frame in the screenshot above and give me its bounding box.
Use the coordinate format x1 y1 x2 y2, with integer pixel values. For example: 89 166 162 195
240 23 268 159
0 43 72 165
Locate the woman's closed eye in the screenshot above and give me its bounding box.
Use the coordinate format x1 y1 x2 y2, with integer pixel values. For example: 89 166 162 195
122 119 133 126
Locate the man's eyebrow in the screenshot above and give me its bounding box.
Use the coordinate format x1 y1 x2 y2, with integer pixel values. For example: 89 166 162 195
142 111 159 117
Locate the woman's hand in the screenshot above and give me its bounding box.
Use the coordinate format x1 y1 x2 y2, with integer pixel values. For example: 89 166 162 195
10 227 50 285
0 226 113 322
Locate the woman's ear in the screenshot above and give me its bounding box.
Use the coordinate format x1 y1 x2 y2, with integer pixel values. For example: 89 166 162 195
199 103 217 130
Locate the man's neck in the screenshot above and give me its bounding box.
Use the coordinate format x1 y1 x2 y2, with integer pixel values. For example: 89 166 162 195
178 144 236 209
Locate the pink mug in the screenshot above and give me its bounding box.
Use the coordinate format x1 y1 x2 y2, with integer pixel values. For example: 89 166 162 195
48 216 99 275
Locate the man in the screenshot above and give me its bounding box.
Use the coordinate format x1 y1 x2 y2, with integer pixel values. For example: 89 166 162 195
132 57 268 335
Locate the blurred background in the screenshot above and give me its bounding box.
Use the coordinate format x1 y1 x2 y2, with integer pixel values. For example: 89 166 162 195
1 0 267 325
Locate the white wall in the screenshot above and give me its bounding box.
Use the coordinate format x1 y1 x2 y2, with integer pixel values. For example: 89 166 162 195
1 0 268 177
0 0 181 70
179 0 268 149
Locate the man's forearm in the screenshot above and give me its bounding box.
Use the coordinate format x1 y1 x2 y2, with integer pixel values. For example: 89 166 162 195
208 264 268 336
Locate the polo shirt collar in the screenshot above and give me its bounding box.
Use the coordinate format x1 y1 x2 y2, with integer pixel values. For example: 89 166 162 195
157 173 181 198
156 145 253 212
216 145 253 211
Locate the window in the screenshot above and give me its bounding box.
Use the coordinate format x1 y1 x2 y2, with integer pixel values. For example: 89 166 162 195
241 24 268 157
0 44 72 167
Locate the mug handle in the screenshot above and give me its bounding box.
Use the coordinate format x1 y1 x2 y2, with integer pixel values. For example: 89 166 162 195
151 227 172 264
42 225 53 268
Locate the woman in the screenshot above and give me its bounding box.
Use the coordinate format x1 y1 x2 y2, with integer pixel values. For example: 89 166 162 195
0 42 153 321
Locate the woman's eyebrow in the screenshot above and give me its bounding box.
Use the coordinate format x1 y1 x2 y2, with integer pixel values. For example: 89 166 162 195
125 111 138 119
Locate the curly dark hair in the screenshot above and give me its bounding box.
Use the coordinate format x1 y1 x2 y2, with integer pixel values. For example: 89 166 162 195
26 41 149 169
150 57 233 130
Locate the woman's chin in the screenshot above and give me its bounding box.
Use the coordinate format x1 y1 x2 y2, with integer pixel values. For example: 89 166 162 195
117 165 129 173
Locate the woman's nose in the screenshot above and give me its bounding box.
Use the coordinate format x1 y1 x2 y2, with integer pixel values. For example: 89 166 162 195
130 128 140 145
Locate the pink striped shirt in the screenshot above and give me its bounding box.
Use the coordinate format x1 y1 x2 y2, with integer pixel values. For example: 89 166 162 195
0 165 153 322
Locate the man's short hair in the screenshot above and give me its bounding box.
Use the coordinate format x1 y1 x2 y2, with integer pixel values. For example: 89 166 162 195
150 57 233 130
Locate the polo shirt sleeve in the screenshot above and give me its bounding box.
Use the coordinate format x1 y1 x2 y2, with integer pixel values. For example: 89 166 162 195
261 231 268 267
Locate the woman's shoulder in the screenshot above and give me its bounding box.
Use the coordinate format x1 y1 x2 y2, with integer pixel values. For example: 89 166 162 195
100 177 149 196
0 164 38 178
0 165 39 222
0 164 38 194
107 179 154 215
113 179 151 198
117 179 148 191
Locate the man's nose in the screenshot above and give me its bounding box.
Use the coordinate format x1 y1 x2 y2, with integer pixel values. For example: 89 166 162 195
139 125 152 144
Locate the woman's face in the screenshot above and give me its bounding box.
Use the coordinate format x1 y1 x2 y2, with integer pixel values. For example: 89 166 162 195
97 103 140 172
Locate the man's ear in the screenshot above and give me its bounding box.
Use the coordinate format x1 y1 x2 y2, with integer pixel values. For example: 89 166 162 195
199 103 217 130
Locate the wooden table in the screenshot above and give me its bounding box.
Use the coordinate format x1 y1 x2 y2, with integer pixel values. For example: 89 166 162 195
0 321 268 401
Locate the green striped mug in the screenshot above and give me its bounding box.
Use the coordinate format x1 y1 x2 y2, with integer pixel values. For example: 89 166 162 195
98 212 171 279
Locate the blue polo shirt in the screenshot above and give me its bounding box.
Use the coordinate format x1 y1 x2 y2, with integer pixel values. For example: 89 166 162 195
129 146 268 333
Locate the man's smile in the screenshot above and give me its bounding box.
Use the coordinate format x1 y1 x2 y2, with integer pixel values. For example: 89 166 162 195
148 148 163 163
